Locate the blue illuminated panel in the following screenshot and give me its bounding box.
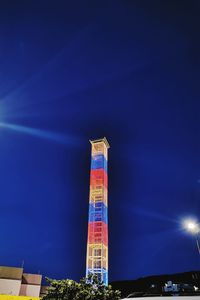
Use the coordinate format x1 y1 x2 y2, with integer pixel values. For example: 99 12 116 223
88 203 108 223
91 154 107 173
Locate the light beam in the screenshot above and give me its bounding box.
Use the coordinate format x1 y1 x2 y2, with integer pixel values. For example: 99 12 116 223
0 122 81 146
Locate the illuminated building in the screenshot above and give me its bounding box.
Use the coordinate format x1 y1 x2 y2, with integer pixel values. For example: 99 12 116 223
86 137 110 285
0 266 42 297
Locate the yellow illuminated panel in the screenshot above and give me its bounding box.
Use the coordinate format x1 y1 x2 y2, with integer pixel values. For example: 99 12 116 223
86 244 108 270
91 141 109 160
89 186 108 205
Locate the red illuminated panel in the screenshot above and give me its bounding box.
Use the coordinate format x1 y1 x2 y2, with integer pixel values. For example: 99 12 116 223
88 221 107 231
90 169 108 188
88 222 108 245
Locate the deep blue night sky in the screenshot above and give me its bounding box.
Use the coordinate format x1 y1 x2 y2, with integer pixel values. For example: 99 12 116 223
0 1 200 282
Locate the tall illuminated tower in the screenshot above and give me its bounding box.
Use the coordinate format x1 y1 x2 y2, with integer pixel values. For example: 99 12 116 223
86 137 110 285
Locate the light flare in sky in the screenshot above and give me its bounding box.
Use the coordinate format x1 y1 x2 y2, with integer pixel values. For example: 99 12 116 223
0 122 82 146
182 218 200 234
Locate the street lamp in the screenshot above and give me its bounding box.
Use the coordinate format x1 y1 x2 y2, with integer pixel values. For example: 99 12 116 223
183 219 200 255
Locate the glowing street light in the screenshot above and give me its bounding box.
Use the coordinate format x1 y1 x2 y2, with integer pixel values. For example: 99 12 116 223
183 220 200 234
187 222 198 232
182 218 200 255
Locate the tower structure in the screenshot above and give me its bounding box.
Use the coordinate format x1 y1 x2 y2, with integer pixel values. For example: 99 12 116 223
86 137 110 285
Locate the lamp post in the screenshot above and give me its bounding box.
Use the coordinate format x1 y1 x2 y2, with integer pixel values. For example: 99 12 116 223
183 219 200 256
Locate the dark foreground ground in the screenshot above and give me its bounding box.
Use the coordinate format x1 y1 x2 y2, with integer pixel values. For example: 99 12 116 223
111 271 200 298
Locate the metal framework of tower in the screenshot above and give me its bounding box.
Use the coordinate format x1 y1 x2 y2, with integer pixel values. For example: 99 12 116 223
86 137 110 285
